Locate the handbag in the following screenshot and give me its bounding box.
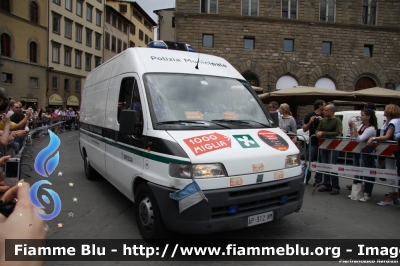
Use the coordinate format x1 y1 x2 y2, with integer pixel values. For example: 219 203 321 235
350 183 364 201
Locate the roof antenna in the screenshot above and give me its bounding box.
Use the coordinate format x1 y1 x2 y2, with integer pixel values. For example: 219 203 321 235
195 53 200 70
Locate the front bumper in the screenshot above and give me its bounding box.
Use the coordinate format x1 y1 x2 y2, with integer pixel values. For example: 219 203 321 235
149 172 305 234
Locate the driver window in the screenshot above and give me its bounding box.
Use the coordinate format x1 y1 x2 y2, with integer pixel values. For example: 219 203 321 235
117 77 143 125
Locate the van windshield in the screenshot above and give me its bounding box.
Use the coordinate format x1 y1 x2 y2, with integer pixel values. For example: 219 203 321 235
143 73 273 130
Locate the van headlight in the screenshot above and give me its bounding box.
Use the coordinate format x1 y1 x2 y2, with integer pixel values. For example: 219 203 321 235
285 154 300 168
169 163 227 179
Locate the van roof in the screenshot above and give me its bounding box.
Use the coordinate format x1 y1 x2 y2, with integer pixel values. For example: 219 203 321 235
87 47 244 81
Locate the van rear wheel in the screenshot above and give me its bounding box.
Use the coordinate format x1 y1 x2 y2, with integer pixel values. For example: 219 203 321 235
134 183 168 240
84 154 99 180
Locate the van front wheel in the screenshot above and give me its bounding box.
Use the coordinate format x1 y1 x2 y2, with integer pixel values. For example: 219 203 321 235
134 183 168 239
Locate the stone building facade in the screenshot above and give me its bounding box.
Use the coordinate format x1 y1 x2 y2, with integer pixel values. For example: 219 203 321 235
174 0 400 116
0 0 48 107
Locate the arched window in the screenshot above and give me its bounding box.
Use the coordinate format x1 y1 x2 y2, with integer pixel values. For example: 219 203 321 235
276 75 298 90
30 2 39 23
315 77 336 90
29 41 37 63
242 72 259 87
355 77 376 91
0 0 11 12
1 33 11 57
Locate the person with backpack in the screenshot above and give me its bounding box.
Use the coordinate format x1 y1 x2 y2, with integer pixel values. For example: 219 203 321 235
367 104 400 206
348 108 378 202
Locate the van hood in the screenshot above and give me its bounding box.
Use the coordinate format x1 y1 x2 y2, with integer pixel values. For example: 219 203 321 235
167 129 299 176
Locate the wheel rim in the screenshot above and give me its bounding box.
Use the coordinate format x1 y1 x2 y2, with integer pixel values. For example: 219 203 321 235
139 196 154 230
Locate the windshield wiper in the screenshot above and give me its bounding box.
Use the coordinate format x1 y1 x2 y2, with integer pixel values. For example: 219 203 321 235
211 119 271 127
156 120 210 126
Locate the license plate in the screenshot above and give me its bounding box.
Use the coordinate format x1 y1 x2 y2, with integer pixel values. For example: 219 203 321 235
247 211 273 226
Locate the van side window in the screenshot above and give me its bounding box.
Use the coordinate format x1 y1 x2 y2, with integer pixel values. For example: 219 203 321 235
117 77 143 127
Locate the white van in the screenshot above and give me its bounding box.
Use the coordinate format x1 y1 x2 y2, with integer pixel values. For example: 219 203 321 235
297 110 385 143
335 110 385 138
79 48 305 239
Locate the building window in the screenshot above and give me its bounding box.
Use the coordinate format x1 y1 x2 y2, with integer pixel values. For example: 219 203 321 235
112 14 116 27
105 32 110 50
244 37 255 49
284 39 294 52
53 15 60 33
242 0 258 16
29 42 37 63
202 34 213 47
123 23 127 34
120 4 127 13
1 33 11 57
75 50 82 68
76 25 82 42
276 75 298 90
64 47 71 66
95 33 101 50
87 4 93 22
95 56 101 68
132 10 142 21
1 73 12 84
145 34 149 44
76 0 82 17
86 29 92 46
315 77 336 90
123 42 127 51
130 41 135 47
117 39 122 53
66 0 72 11
75 80 81 92
130 23 135 35
111 35 116 52
139 30 143 41
30 2 39 23
64 79 70 91
106 9 110 23
65 19 72 38
53 0 60 5
364 44 373 57
201 0 218 14
96 10 101 26
172 17 175 28
282 0 297 19
52 77 58 89
30 77 38 88
322 41 332 54
362 0 377 25
85 53 92 71
320 0 335 22
144 21 151 30
118 18 122 31
0 0 11 12
52 44 60 63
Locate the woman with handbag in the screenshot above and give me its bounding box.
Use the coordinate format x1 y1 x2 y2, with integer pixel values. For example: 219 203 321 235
367 104 400 206
348 108 377 202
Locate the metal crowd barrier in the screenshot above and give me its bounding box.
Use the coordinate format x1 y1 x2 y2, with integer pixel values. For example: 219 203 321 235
0 121 66 177
308 134 400 190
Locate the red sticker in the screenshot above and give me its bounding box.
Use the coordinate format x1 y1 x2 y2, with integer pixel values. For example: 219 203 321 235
183 133 231 156
257 130 289 151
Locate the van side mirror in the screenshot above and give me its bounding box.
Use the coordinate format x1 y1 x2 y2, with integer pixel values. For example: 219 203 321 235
268 111 279 127
119 110 142 135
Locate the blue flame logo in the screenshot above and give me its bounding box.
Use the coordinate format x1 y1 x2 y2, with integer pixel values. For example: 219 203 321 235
29 180 62 221
34 130 60 177
30 130 62 220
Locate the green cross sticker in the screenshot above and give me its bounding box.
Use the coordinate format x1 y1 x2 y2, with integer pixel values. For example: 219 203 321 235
233 135 260 148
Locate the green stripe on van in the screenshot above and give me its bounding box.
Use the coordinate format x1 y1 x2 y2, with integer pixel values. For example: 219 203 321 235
80 130 191 165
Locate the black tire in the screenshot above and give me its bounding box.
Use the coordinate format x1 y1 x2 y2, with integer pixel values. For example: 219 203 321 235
84 154 99 180
134 183 169 240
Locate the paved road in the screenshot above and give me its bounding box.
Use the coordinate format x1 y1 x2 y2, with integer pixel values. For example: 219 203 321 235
20 130 399 265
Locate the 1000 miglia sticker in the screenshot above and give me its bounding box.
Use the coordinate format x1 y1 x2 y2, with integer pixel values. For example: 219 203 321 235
183 133 231 156
257 130 289 151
